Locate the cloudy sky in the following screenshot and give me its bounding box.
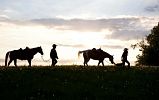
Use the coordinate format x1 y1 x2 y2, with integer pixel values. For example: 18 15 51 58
0 0 159 66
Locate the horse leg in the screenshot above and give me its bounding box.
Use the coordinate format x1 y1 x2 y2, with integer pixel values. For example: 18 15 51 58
98 60 101 66
14 59 17 67
84 58 90 66
8 59 13 66
98 60 104 66
84 60 87 66
83 59 86 66
83 53 90 66
28 59 32 67
101 60 104 66
83 58 86 66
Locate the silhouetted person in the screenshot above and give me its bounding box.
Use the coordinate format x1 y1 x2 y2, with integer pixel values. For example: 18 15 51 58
121 48 130 68
50 44 58 66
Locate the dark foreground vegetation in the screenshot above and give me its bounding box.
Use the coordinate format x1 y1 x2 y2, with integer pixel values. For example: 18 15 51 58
0 65 159 100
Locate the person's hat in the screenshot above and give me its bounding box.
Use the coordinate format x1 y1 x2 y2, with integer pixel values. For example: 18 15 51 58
124 48 128 51
52 44 57 47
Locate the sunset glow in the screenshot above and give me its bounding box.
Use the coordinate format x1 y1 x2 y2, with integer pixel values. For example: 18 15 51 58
0 0 159 66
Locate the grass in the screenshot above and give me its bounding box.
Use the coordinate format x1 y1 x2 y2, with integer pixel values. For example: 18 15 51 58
0 65 159 100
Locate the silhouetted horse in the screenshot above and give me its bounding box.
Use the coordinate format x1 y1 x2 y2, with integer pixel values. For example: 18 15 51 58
78 48 115 66
5 46 43 67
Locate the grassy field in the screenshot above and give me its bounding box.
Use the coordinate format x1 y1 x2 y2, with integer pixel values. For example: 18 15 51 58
0 65 159 100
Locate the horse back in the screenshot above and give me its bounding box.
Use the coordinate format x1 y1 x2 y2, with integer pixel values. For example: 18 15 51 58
9 49 31 60
88 50 106 60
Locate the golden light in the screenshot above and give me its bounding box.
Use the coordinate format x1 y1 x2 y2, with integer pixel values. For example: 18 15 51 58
0 21 139 66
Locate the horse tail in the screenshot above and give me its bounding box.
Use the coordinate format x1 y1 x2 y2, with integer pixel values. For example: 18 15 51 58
5 51 10 66
78 51 85 58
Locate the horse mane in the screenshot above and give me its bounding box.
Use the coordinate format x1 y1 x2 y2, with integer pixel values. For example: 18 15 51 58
97 49 113 59
26 46 42 52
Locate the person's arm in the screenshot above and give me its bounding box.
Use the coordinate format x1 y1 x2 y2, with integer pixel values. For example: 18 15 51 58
50 49 53 58
55 51 58 59
121 53 124 61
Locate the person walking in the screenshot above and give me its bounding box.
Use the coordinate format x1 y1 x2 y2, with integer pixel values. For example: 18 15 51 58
121 48 130 68
50 44 58 66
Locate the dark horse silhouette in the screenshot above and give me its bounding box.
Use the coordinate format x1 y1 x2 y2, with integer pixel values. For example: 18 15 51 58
5 46 43 67
78 48 115 66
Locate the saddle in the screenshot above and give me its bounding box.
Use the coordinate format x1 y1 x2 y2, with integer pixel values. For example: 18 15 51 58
90 48 105 59
91 48 103 53
18 47 30 57
19 47 30 51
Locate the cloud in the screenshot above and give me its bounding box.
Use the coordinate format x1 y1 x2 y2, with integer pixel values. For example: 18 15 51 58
0 15 10 20
145 5 159 12
0 16 158 41
0 9 10 20
31 17 158 40
56 43 85 48
106 26 149 40
144 0 159 12
31 18 140 32
97 45 123 49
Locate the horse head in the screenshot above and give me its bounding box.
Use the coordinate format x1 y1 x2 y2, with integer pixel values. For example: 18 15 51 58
38 46 44 55
99 50 115 64
109 55 115 64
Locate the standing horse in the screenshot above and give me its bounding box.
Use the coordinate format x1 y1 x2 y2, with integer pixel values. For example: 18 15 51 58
78 48 115 66
5 46 43 67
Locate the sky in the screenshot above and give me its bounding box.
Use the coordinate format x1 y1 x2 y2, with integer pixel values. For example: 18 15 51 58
0 0 159 66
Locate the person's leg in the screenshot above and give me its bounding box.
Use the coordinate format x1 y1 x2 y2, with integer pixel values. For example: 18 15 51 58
51 59 54 66
122 60 125 67
54 59 57 66
52 59 57 66
126 60 130 68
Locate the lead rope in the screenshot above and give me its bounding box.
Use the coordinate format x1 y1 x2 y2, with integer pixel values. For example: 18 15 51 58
41 55 51 62
104 59 113 65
